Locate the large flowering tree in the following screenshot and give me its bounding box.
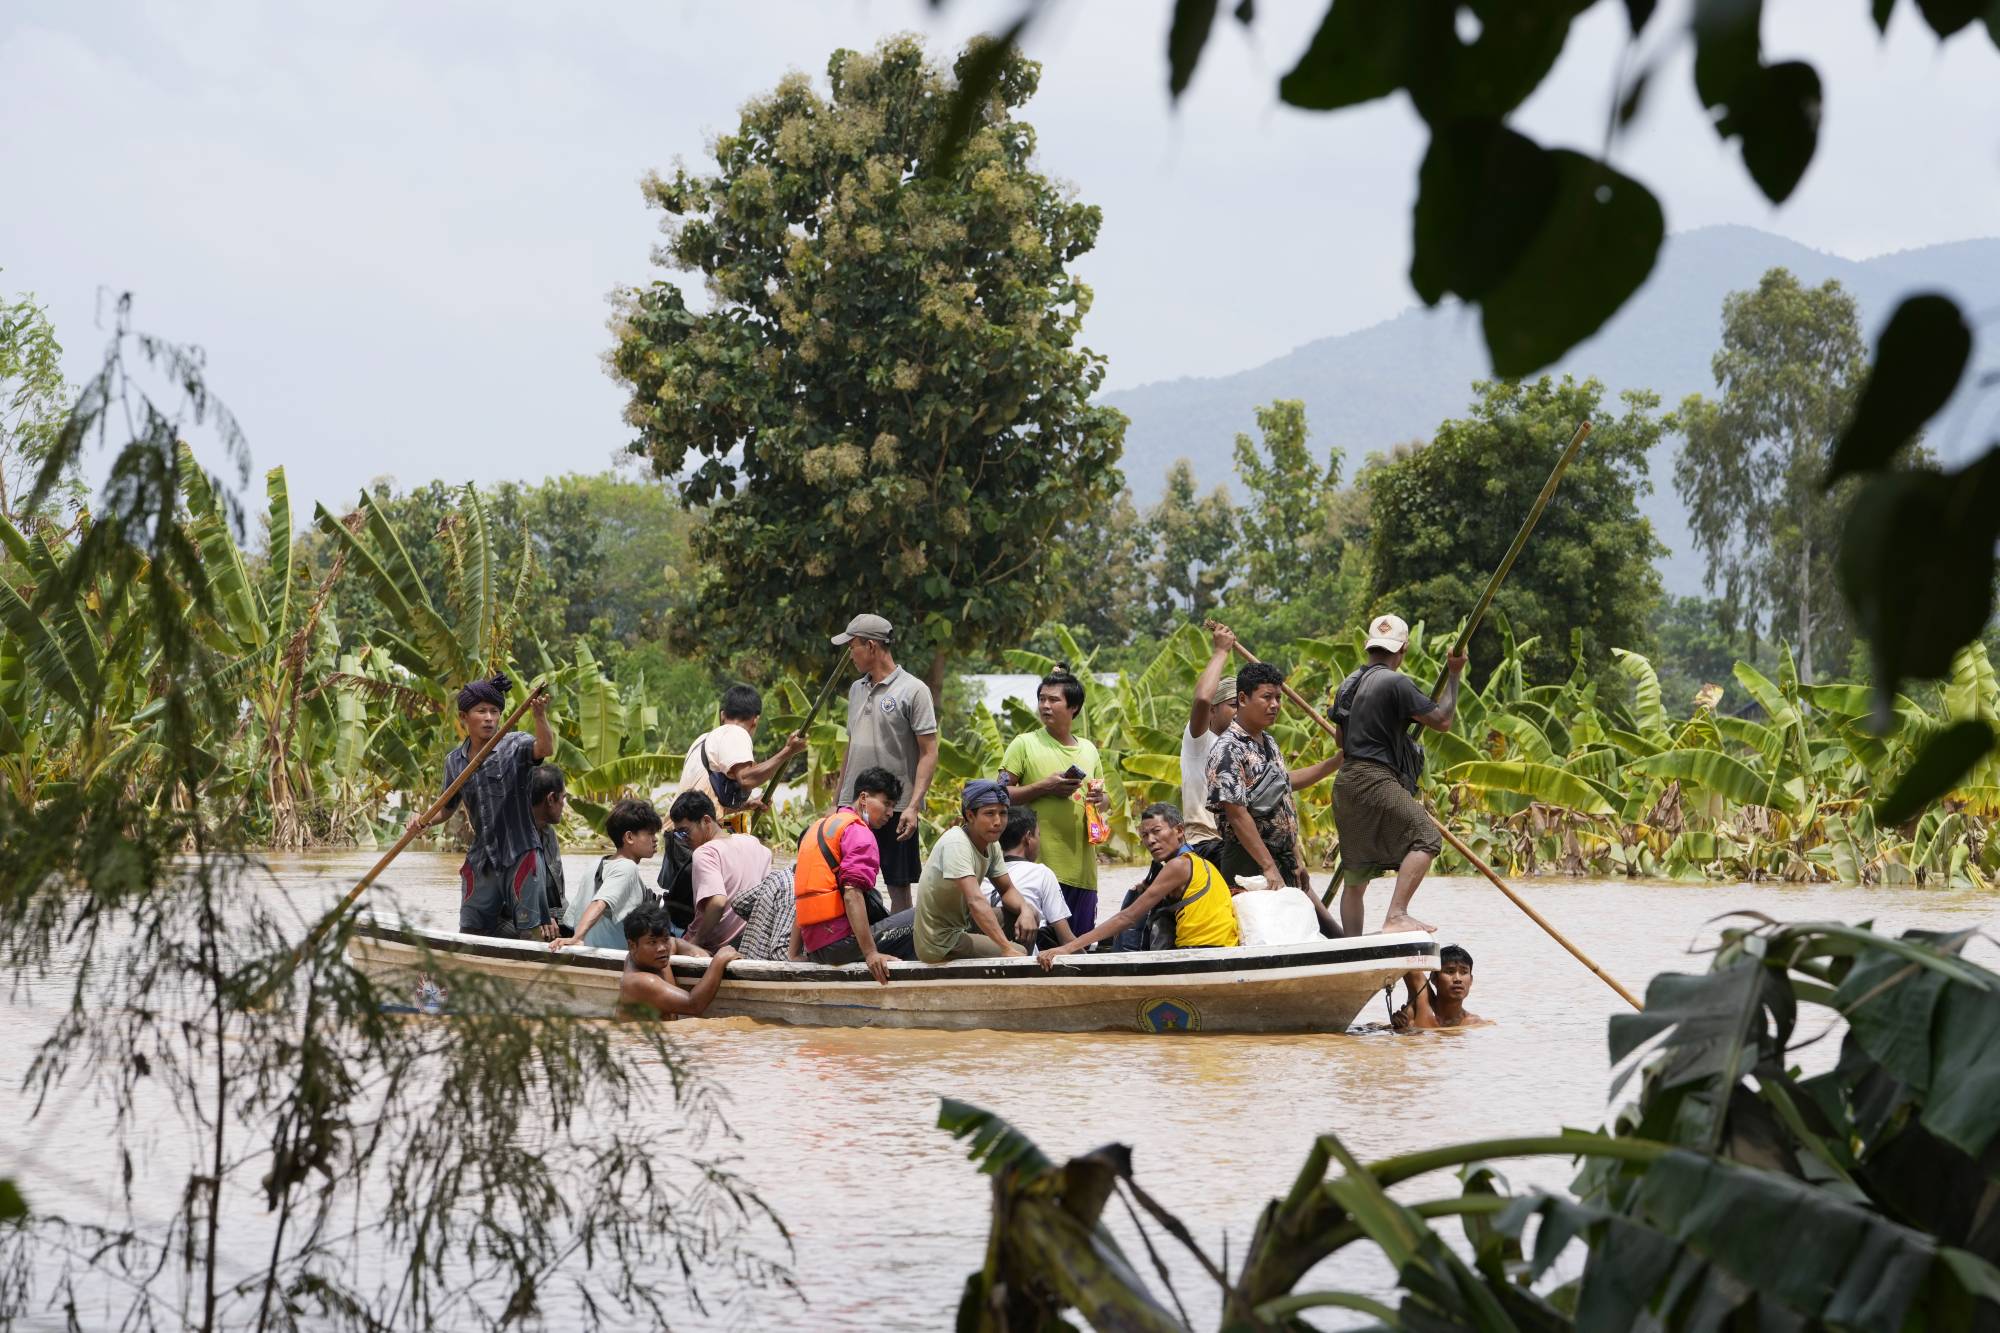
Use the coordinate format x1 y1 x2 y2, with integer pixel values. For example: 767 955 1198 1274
610 35 1126 689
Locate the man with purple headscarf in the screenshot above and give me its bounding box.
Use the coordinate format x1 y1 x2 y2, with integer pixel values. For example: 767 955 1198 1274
426 672 556 938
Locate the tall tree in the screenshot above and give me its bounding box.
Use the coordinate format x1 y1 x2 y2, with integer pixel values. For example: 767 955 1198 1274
1230 399 1342 600
1364 376 1665 682
609 35 1126 694
1044 486 1156 649
0 283 76 524
1144 459 1237 626
1674 268 1868 682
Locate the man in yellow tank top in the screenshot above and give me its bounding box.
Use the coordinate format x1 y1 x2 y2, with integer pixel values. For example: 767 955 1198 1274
1037 802 1239 966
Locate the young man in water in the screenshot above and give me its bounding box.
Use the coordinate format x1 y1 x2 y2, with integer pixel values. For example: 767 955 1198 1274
1392 944 1485 1030
618 904 738 1020
430 673 556 938
1039 803 1237 967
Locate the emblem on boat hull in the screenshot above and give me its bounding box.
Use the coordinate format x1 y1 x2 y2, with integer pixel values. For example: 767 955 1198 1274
1138 997 1201 1033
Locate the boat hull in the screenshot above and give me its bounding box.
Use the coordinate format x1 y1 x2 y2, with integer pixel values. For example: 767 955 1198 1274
348 914 1436 1035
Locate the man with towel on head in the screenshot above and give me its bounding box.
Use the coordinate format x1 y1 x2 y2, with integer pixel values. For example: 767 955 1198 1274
425 672 556 939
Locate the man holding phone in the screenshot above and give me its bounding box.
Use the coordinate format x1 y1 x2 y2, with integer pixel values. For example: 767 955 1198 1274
998 668 1109 934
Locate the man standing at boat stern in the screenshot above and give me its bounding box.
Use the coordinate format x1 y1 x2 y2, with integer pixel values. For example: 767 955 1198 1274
434 673 555 939
832 614 939 916
1330 614 1463 936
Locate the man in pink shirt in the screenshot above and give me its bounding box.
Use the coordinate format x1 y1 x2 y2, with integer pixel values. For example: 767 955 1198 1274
667 790 795 960
789 766 917 983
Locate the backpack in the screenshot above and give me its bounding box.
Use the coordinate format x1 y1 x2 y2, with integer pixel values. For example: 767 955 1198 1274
699 737 750 811
650 838 697 932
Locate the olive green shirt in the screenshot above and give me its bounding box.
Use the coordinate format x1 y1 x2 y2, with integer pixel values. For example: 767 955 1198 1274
913 825 1008 963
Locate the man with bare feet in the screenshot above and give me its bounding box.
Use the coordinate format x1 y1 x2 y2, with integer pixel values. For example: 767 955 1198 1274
1391 944 1485 1030
618 904 737 1019
1330 614 1464 935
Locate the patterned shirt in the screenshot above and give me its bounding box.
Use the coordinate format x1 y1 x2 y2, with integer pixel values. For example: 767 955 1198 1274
1203 721 1298 859
443 730 542 873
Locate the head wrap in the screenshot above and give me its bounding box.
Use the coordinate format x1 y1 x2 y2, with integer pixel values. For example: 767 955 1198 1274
456 671 513 713
961 778 1010 812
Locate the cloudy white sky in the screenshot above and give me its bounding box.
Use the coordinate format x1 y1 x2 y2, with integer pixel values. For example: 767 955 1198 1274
2 0 1995 514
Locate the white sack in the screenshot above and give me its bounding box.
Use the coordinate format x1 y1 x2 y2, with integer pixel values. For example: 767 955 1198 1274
1232 886 1321 947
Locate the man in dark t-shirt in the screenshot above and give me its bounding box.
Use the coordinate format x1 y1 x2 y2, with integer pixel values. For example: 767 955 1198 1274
1330 615 1464 936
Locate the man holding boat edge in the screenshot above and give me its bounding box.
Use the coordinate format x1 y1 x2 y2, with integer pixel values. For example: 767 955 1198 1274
1331 614 1463 935
427 673 555 939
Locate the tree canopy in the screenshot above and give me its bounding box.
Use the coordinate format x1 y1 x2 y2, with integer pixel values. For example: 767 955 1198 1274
610 34 1126 691
1363 376 1666 682
0 282 75 524
1674 268 1867 682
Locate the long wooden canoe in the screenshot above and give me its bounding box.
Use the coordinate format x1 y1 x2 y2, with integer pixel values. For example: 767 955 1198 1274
348 912 1437 1035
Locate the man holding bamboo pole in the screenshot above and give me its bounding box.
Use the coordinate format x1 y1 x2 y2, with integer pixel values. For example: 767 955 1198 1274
1330 614 1464 935
421 672 556 939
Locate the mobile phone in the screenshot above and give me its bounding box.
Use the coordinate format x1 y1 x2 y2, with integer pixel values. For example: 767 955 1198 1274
1062 765 1086 780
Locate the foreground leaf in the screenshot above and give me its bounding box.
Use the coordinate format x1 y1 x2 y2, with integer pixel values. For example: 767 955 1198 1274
1875 719 1997 825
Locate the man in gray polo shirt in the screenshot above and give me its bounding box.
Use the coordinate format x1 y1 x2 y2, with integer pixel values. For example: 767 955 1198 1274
832 613 939 914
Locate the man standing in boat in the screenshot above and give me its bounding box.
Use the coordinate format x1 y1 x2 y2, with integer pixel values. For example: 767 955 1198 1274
429 673 556 939
998 668 1109 935
675 684 808 832
1205 661 1341 935
1330 614 1464 935
831 614 939 916
1179 623 1239 865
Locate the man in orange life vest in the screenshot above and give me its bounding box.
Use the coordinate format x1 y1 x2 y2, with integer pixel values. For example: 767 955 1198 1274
788 765 918 985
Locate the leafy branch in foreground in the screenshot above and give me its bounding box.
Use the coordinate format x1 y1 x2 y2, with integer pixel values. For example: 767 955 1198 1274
945 916 2000 1330
0 301 795 1330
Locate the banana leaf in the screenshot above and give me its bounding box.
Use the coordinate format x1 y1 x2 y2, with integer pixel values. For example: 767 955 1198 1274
1446 760 1614 815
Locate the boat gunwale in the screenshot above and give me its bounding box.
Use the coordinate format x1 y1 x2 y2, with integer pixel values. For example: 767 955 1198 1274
351 912 1438 986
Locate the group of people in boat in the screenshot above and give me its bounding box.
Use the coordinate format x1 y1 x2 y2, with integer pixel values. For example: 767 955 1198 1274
432 612 1483 1025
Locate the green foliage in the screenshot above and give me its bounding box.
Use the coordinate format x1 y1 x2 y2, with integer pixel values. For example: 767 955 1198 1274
0 302 792 1328
1144 459 1237 625
1364 376 1666 681
1229 399 1341 600
1673 268 1870 681
0 279 77 523
949 918 2000 1329
610 34 1126 687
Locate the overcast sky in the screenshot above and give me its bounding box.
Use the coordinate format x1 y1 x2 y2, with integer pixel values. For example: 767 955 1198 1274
3 0 1995 514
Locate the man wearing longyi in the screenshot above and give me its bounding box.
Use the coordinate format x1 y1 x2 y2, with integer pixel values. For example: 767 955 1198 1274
427 673 556 939
1330 614 1465 935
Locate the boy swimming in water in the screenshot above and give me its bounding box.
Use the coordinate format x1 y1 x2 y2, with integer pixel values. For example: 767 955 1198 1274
1392 943 1485 1030
618 904 736 1020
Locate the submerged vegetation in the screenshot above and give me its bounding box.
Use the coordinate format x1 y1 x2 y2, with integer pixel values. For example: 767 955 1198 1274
946 916 2000 1329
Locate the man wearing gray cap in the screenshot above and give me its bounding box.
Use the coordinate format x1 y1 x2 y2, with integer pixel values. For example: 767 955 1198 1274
831 613 939 914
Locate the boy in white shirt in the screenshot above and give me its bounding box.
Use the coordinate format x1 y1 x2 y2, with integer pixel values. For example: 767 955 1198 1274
986 806 1075 952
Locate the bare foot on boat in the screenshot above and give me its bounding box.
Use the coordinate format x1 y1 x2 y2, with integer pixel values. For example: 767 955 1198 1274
1380 912 1435 935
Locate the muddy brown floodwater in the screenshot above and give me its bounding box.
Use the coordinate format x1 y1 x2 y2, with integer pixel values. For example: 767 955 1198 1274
6 850 1996 1330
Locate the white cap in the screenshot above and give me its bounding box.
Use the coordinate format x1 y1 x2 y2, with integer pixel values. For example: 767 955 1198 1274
1363 613 1410 653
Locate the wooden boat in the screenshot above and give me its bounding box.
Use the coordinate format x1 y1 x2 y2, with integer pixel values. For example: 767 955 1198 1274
348 912 1437 1035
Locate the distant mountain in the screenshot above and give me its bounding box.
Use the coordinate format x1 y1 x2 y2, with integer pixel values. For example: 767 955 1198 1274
1101 225 2000 594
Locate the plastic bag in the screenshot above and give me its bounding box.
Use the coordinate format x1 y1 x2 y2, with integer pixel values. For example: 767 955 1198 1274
1078 780 1111 845
1232 887 1322 947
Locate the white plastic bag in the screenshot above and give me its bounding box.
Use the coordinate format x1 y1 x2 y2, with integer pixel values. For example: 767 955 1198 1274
1232 886 1321 947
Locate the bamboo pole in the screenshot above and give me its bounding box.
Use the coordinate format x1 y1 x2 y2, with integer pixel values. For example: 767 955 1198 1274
756 653 848 812
1208 627 1642 1011
294 684 546 963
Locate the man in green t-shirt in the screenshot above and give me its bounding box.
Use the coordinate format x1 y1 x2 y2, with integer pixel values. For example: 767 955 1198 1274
914 780 1041 962
998 669 1109 933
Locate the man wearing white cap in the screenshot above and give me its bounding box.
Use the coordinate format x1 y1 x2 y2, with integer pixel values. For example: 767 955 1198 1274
1329 614 1465 935
831 613 939 914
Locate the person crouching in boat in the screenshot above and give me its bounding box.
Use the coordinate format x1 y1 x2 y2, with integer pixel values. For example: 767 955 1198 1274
790 766 919 983
424 673 556 940
1391 943 1485 1029
1038 803 1237 968
669 789 796 961
555 799 697 953
913 780 1041 963
619 904 738 1019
